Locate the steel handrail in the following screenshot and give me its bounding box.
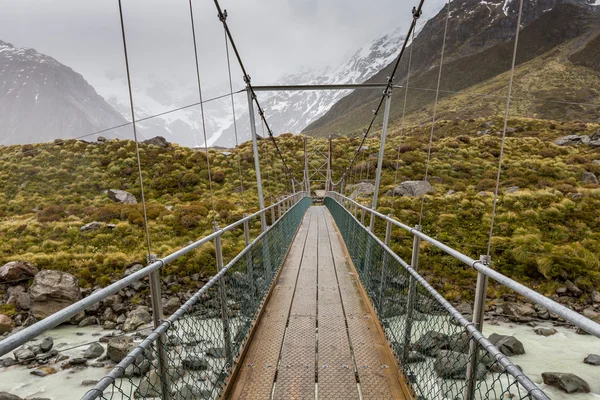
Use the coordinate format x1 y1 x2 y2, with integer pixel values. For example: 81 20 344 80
81 195 310 400
325 191 600 338
324 196 549 400
0 192 309 357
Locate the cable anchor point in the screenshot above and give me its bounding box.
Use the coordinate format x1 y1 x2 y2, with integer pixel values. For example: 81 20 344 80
218 9 228 22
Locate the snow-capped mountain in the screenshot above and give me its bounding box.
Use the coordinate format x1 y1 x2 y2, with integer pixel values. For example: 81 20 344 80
210 27 407 148
0 40 129 145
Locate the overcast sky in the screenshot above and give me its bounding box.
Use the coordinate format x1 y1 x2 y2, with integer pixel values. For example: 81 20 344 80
0 0 446 96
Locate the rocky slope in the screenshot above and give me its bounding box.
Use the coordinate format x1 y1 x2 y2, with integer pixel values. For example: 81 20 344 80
0 41 130 145
304 0 600 137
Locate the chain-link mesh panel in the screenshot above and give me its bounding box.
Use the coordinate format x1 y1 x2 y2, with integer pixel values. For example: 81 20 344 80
325 197 547 400
86 197 311 400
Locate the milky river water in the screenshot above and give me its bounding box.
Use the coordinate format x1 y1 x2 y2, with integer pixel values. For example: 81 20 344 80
0 321 598 399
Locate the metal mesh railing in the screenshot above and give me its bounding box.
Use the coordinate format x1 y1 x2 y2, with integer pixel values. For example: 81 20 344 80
325 197 549 400
82 197 311 400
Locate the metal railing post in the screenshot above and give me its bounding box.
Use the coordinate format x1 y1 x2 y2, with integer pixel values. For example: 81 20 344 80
270 205 276 226
214 223 233 368
247 86 267 231
242 214 255 306
277 203 282 220
464 255 490 400
378 214 394 313
370 89 392 232
403 225 421 361
361 207 366 225
148 255 170 400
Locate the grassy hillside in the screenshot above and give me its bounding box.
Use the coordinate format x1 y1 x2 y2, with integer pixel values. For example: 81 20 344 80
1 116 599 305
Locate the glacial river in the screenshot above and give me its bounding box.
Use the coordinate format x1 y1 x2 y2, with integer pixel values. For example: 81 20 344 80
0 322 598 400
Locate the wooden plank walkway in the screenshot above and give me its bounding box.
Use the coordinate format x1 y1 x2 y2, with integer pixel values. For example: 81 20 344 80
227 206 407 400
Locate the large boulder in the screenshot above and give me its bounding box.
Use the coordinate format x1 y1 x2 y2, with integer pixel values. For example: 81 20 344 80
541 372 590 393
107 336 135 363
123 306 152 332
434 350 487 380
412 331 450 356
554 133 600 148
488 333 525 356
349 182 375 200
393 180 435 197
584 354 600 366
0 261 38 283
28 270 82 319
0 314 14 334
83 342 105 359
162 297 181 316
142 136 169 148
107 189 137 205
0 393 23 400
503 302 536 323
7 286 31 310
581 172 598 185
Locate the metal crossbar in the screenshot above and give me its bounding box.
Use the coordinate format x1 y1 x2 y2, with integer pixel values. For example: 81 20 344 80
324 195 550 400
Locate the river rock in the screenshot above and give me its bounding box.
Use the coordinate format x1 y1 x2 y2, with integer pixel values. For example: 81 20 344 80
393 180 435 197
488 333 525 356
434 350 486 380
107 189 137 205
592 291 600 303
447 332 470 354
123 306 152 332
0 261 38 283
81 380 99 387
7 286 31 310
182 356 209 371
412 331 449 356
13 347 35 362
0 314 14 334
503 302 536 323
107 336 135 363
584 354 600 366
40 337 53 352
541 372 590 393
78 316 98 328
583 308 600 323
142 136 169 148
83 343 104 359
0 393 22 400
134 368 182 398
565 280 582 296
533 327 557 336
162 297 181 315
28 270 82 319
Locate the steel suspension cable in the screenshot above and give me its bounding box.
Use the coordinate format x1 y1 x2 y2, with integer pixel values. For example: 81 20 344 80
117 0 152 258
487 0 525 257
223 26 246 211
418 0 451 226
331 0 426 187
188 0 217 222
391 28 417 210
213 3 299 187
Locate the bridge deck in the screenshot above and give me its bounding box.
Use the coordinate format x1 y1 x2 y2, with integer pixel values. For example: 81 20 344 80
227 206 407 399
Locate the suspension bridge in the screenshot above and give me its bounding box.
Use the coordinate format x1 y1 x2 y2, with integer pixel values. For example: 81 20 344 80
1 0 599 399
